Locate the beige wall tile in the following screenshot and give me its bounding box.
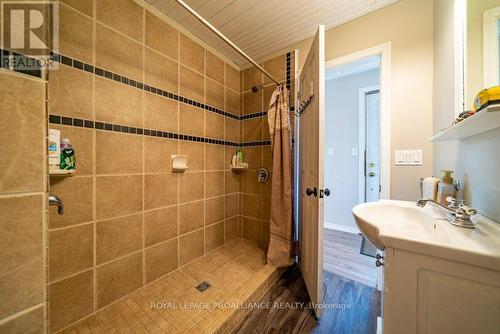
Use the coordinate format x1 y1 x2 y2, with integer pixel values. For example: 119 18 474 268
96 213 143 264
61 0 93 16
96 253 142 308
225 118 240 143
180 66 204 102
242 170 261 195
242 194 262 219
243 91 263 115
205 112 224 140
49 270 94 332
205 171 224 198
243 66 262 91
96 132 143 175
51 125 93 176
263 55 286 85
179 229 204 266
145 12 178 60
49 223 93 282
59 5 93 63
180 34 204 74
226 89 240 115
205 222 224 252
0 305 44 334
179 172 204 203
242 217 262 244
144 137 177 173
145 49 178 93
179 142 204 172
0 195 43 319
205 145 225 171
263 146 272 171
206 79 224 109
205 197 224 225
48 66 93 120
225 64 240 92
145 239 178 283
179 104 204 137
49 176 93 228
225 171 240 194
96 23 142 81
242 147 262 170
95 77 142 127
225 194 239 219
206 51 224 85
243 118 263 142
144 93 178 133
144 206 177 247
96 175 143 220
179 200 204 234
144 174 178 210
96 0 143 41
224 217 241 242
0 75 44 193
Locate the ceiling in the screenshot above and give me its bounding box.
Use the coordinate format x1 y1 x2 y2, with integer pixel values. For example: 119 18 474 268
144 0 398 67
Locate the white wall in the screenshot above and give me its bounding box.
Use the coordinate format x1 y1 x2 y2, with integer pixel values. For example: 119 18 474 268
433 0 500 222
324 69 380 231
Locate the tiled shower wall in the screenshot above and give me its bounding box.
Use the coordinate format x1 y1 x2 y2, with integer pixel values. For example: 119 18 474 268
46 0 243 331
0 73 47 331
0 0 296 332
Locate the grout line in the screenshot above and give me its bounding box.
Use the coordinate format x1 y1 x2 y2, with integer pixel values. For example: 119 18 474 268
91 0 98 316
141 6 147 288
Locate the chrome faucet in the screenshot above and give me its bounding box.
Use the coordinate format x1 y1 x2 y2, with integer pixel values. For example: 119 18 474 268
417 198 477 229
48 194 64 215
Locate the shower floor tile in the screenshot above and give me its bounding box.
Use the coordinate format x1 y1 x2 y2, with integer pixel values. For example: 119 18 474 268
59 239 279 334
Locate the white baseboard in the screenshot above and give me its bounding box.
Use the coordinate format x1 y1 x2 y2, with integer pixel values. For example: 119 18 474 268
324 221 360 234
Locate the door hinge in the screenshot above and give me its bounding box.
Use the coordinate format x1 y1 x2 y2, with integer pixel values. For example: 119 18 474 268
379 185 382 193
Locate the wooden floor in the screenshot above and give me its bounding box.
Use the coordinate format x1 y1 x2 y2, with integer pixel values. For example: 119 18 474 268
323 228 378 287
233 265 381 334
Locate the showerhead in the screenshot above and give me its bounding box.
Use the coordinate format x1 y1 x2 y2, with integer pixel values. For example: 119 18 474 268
251 85 262 93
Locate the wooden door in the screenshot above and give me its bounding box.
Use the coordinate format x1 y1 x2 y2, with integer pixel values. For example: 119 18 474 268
298 25 325 318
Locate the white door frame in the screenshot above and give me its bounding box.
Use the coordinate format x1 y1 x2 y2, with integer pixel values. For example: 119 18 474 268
325 43 391 200
358 85 380 203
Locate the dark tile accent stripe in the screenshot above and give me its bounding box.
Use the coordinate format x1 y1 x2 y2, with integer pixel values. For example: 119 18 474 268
49 52 242 120
241 141 271 147
0 49 42 78
286 52 291 90
241 111 267 120
49 114 240 147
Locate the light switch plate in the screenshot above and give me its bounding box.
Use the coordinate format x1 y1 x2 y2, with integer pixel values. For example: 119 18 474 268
395 150 423 166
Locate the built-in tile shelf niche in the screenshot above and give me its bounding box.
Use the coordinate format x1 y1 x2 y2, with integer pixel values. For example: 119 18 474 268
430 105 500 141
49 169 75 176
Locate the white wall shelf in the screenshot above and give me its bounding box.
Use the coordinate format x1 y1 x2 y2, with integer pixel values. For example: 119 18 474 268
49 169 75 176
430 105 500 141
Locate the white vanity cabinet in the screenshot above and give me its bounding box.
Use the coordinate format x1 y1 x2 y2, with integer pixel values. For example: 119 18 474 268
382 247 500 334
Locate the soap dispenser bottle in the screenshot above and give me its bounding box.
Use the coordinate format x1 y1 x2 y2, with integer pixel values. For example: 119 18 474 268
437 170 454 206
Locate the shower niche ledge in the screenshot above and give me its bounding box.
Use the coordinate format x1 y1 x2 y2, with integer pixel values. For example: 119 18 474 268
49 169 75 176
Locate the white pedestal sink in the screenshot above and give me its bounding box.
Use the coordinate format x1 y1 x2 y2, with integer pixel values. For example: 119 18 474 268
352 199 500 269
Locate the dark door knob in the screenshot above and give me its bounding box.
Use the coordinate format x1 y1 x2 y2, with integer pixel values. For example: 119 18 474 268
306 187 317 197
323 188 330 197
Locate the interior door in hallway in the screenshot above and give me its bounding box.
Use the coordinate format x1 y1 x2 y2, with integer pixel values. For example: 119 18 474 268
298 25 325 318
361 88 380 203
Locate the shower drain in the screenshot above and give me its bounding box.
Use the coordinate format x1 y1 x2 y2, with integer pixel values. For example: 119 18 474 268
195 281 211 292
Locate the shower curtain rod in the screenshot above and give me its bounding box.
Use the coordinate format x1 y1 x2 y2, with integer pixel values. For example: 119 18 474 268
174 0 281 86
